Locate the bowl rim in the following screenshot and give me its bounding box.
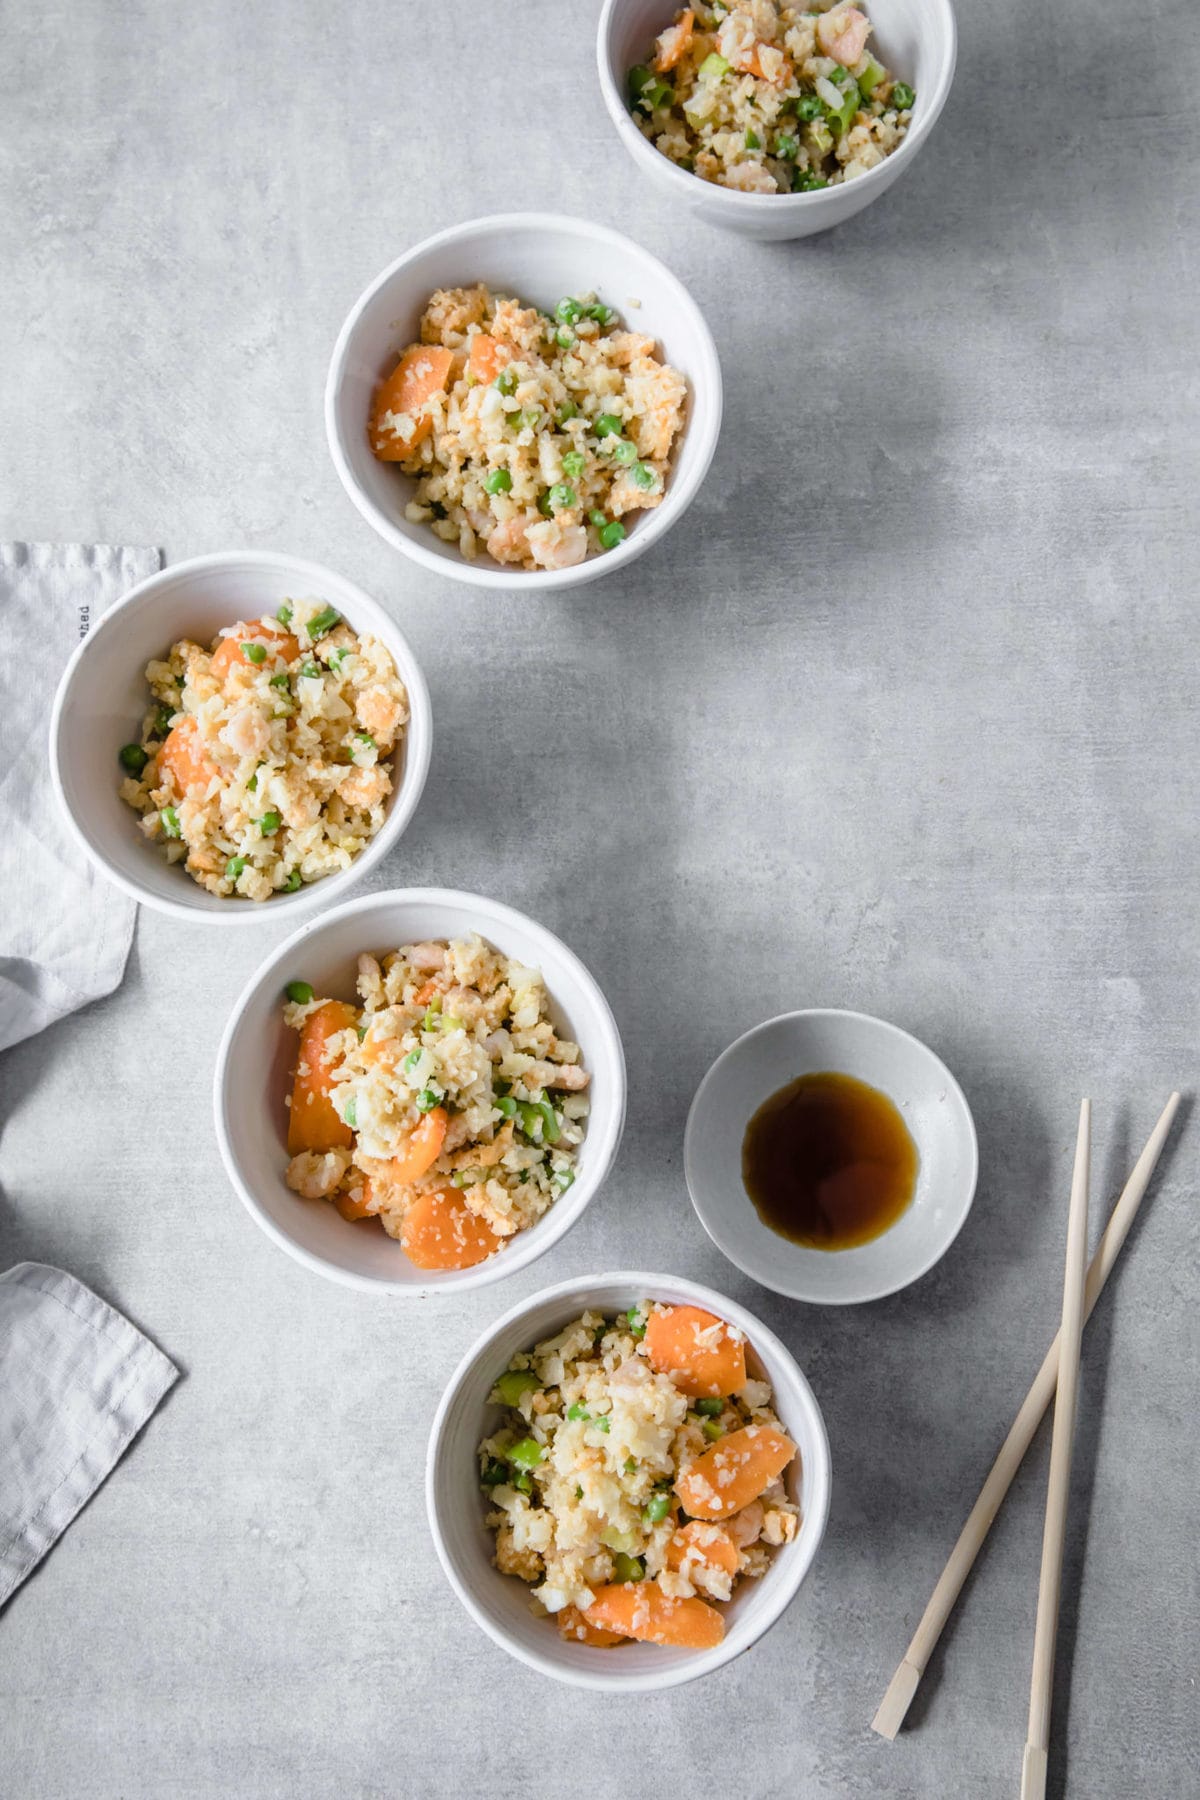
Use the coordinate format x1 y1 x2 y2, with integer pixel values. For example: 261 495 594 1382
425 1267 833 1689
596 0 958 219
212 886 628 1294
683 1007 979 1304
47 549 433 926
323 209 724 589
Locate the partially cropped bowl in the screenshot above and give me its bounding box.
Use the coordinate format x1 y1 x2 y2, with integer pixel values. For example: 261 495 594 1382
597 0 956 241
427 1270 831 1689
214 888 626 1294
325 211 722 589
49 551 432 925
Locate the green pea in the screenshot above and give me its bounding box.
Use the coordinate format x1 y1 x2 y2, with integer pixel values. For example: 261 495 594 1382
892 82 915 110
775 133 799 159
283 870 302 892
495 1369 539 1406
827 62 849 81
484 468 512 494
415 1087 442 1113
561 449 585 480
794 93 822 119
555 327 575 350
285 981 314 1004
225 856 246 881
702 1419 725 1441
793 168 828 191
594 412 623 440
624 1456 638 1474
119 743 148 774
612 1552 644 1583
276 602 293 626
555 400 578 425
695 1397 724 1416
537 490 553 516
566 1403 590 1421
494 1095 518 1119
599 521 626 551
555 298 583 325
745 128 762 149
611 440 637 466
496 367 518 396
241 641 267 664
307 604 341 640
344 1098 358 1129
630 462 657 490
160 806 181 838
508 1437 544 1472
259 811 281 835
548 483 577 513
480 1458 508 1488
644 1493 672 1524
299 660 321 678
593 1414 611 1434
269 671 290 690
588 508 608 528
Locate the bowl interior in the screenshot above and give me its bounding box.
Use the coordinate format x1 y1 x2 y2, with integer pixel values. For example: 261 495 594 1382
686 1012 977 1303
429 1275 831 1689
328 216 720 575
52 557 428 920
217 893 625 1292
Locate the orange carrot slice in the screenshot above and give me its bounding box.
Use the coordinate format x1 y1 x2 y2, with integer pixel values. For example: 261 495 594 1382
370 345 454 460
413 978 440 1006
583 1582 724 1650
467 333 512 386
287 1000 358 1155
156 715 219 798
334 1176 375 1222
556 1605 626 1648
400 1186 500 1270
674 1426 796 1522
666 1520 739 1577
643 1305 747 1398
210 621 300 681
654 8 694 71
386 1106 448 1184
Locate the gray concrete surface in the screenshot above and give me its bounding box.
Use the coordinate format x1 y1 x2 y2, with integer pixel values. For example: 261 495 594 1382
2 0 1197 1795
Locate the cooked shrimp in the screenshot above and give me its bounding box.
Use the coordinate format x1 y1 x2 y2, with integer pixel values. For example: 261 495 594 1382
526 520 588 572
654 9 694 70
355 684 405 748
220 706 271 761
338 764 389 810
406 942 447 973
486 517 531 566
520 1060 591 1092
816 4 870 65
726 1501 765 1548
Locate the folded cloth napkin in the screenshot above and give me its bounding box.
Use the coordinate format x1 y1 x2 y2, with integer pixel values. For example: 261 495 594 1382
0 1262 179 1608
0 542 161 1053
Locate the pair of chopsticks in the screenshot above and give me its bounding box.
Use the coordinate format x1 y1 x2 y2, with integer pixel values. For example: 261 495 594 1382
872 1092 1181 1792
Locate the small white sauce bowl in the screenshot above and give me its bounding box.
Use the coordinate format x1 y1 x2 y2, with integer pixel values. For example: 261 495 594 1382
426 1270 831 1690
214 888 626 1295
49 551 432 926
597 0 957 242
685 1010 978 1303
325 212 723 589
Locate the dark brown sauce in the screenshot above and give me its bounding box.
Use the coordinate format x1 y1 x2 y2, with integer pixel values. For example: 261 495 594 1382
741 1071 918 1251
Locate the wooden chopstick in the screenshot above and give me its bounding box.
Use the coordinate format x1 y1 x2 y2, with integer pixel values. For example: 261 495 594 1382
871 1091 1181 1741
1020 1098 1091 1799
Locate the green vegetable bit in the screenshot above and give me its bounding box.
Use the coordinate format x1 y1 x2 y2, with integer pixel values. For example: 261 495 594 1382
299 660 321 678
857 56 886 98
625 1308 646 1339
548 483 577 513
259 810 281 835
793 168 828 191
593 1414 611 1434
745 128 762 149
588 508 609 528
484 468 512 494
225 856 246 881
611 440 637 466
554 1168 576 1192
624 1457 638 1475
276 602 293 626
594 412 623 440
612 1552 645 1583
496 367 518 396
241 641 267 664
575 1485 584 1501
306 604 341 641
480 1458 508 1489
555 400 579 425
555 327 576 350
283 870 302 892
495 1369 539 1406
892 81 915 110
328 647 350 672
344 1098 357 1129
285 981 314 1004
702 1419 725 1441
644 1493 672 1525
415 1087 442 1113
561 449 585 480
403 1049 423 1073
630 462 656 491
584 302 616 326
160 806 181 839
537 490 553 516
152 704 174 737
517 1099 560 1143
695 1397 724 1416
118 743 148 774
269 671 290 690
555 298 583 325
794 93 822 120
513 1472 533 1494
355 731 376 751
775 133 799 159
494 1094 518 1119
599 521 626 551
566 1403 590 1421
699 51 729 78
507 1437 544 1472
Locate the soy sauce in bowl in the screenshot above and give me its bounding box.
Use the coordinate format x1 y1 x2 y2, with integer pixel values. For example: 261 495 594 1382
742 1071 918 1251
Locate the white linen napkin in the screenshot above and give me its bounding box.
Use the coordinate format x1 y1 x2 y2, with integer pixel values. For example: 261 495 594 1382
0 542 160 1052
0 1262 179 1608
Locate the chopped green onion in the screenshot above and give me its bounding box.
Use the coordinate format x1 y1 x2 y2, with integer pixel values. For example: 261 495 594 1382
247 769 259 792
775 132 799 159
594 412 623 439
403 1049 422 1073
285 981 314 1004
892 81 915 110
517 1099 560 1143
259 811 281 835
152 704 174 737
745 128 762 149
118 743 148 774
793 167 829 191
276 602 293 627
702 1419 725 1441
584 302 616 326
555 327 575 350
555 298 583 324
794 93 822 119
561 449 585 480
628 63 654 101
699 51 729 78
344 1098 357 1129
555 400 578 425
547 483 577 513
612 1552 644 1583
225 856 246 881
644 1493 672 1524
513 1471 533 1494
480 1458 508 1488
630 462 656 491
415 1087 442 1113
625 1308 646 1339
598 521 626 551
624 1456 638 1475
160 806 181 838
422 998 441 1030
307 605 341 640
355 731 376 751
484 468 512 494
554 1168 576 1193
328 647 350 672
695 1397 724 1416
496 367 518 396
283 870 302 892
508 1437 544 1472
857 56 886 98
241 641 267 664
299 660 321 678
495 1369 539 1406
827 62 849 81
494 1095 518 1119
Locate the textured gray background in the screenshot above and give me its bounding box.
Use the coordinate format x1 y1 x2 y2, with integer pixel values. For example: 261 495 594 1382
1 0 1197 1795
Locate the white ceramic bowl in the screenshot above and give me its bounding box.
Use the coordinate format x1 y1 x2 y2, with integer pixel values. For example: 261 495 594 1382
214 888 626 1294
325 212 722 589
49 551 432 925
597 0 957 241
427 1270 831 1689
685 1010 978 1302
